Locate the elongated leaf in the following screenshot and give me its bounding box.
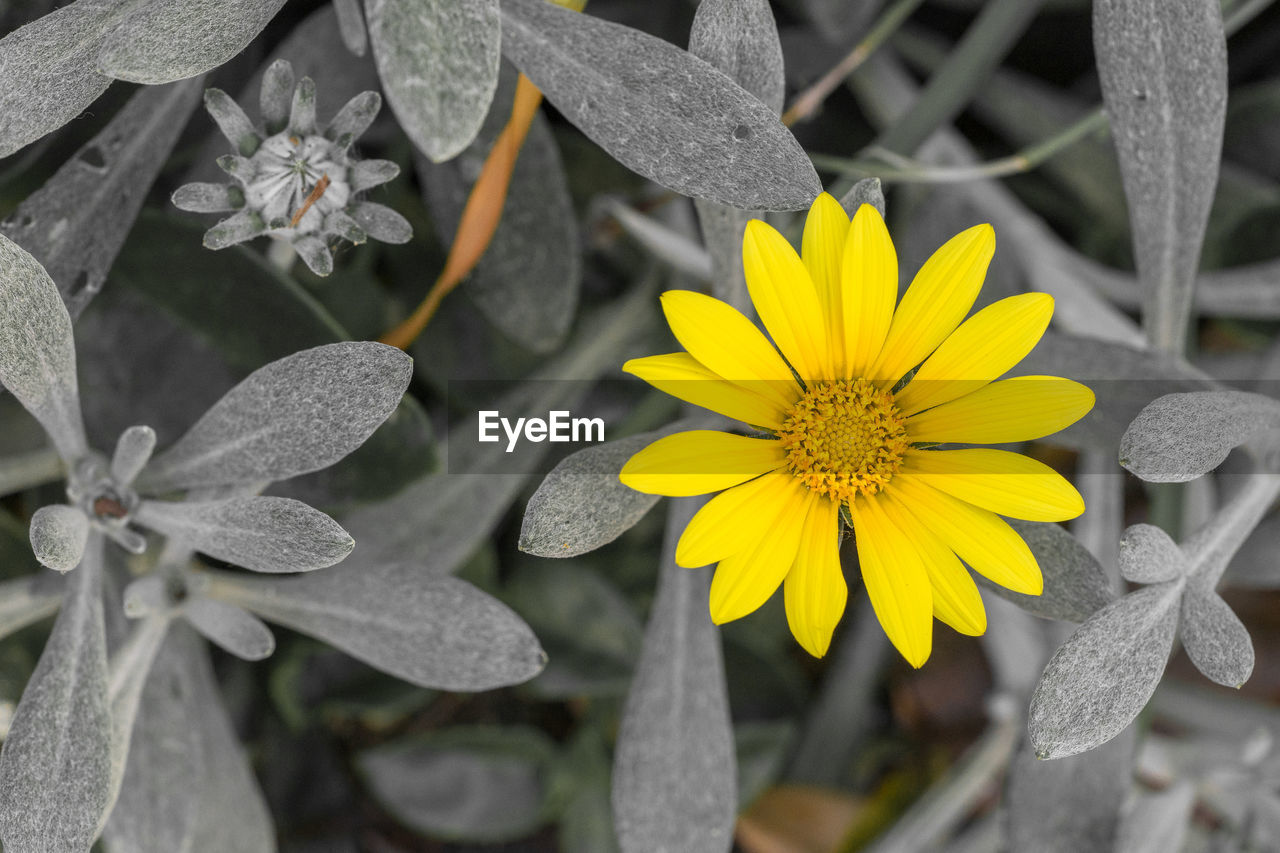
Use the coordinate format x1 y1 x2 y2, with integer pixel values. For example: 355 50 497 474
1118 523 1187 583
358 726 555 842
1 78 203 320
499 0 819 210
1180 585 1253 688
611 200 714 282
97 0 288 84
1119 391 1280 483
0 0 115 158
977 519 1114 623
184 598 275 660
613 498 736 853
138 341 411 492
0 535 111 852
0 574 63 642
689 0 785 115
1094 0 1226 350
204 566 545 691
0 234 87 463
134 496 354 574
366 0 499 163
1029 582 1181 758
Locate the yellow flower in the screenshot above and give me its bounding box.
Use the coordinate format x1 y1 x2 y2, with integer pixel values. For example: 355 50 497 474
619 193 1094 666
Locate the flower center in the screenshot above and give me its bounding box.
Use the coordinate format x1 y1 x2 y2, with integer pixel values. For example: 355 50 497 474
776 378 909 502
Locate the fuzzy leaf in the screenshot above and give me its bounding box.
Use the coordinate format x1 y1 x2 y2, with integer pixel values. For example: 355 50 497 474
1180 584 1254 688
365 0 500 163
1 78 204 320
0 234 87 462
358 727 555 842
839 177 887 219
183 598 275 660
0 536 112 852
0 574 63 642
333 0 368 55
205 566 546 691
613 499 736 853
499 0 820 210
1094 0 1226 349
97 0 289 84
1119 523 1188 583
110 425 157 487
978 519 1115 623
689 0 785 114
29 504 89 573
138 341 411 492
1119 391 1280 483
1029 582 1181 759
0 0 114 158
135 497 353 574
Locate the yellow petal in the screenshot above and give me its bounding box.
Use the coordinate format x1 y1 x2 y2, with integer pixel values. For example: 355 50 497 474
801 193 850 374
783 496 846 657
620 430 786 497
898 448 1085 522
878 493 986 635
743 219 832 381
906 376 1095 445
842 204 897 377
677 469 795 568
885 476 1042 595
709 481 813 624
895 293 1055 416
851 493 933 668
623 353 787 429
660 290 799 410
870 223 995 385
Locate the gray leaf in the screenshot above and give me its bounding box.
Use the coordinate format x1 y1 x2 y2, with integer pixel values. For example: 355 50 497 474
688 0 785 114
97 0 289 84
0 0 114 158
519 434 662 559
349 201 412 244
611 199 714 282
203 566 546 691
1 77 204 319
110 425 157 487
0 574 63 643
613 498 736 853
365 0 499 163
184 597 275 661
29 504 89 573
138 341 411 492
0 234 87 463
1119 523 1188 583
839 177 887 219
1002 727 1134 853
1180 585 1254 688
1029 582 1181 759
1119 391 1280 483
1094 0 1226 350
333 0 368 56
417 64 580 352
135 496 353 574
1114 779 1196 853
357 727 555 842
978 519 1115 623
0 535 112 852
499 0 820 210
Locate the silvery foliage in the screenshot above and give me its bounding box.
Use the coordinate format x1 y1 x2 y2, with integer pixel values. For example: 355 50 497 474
0 237 545 850
172 60 411 277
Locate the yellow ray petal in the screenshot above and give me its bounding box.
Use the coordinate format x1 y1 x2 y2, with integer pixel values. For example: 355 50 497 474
879 493 986 635
677 470 796 568
660 290 799 410
842 203 898 377
851 493 933 668
869 223 995 386
783 496 846 657
709 481 814 624
623 353 787 429
885 476 1042 595
898 448 1085 522
895 293 1055 417
620 430 786 497
801 193 850 374
906 376 1095 445
743 219 832 381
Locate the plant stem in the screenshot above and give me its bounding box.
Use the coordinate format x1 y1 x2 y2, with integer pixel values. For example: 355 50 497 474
0 447 65 494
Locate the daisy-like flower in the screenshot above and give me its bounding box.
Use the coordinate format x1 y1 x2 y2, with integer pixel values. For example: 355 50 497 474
619 193 1094 666
172 59 411 276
